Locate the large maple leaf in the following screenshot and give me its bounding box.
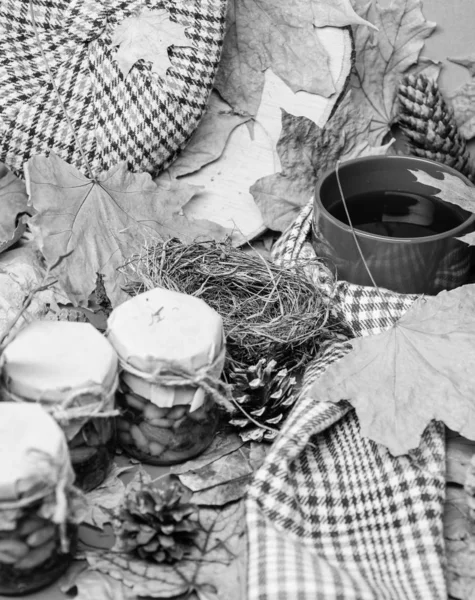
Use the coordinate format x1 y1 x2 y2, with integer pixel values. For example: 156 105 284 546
111 8 190 79
312 285 475 456
214 0 372 117
351 0 435 143
26 154 227 307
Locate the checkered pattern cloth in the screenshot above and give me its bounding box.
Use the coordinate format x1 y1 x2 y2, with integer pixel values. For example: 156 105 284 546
246 200 447 599
0 0 226 176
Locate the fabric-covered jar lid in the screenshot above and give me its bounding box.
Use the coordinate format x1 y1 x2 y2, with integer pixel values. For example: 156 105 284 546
106 288 225 410
0 403 73 504
0 321 118 403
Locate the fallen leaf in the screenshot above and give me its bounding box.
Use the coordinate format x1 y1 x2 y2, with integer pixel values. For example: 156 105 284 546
61 568 133 600
111 8 190 79
26 154 227 307
449 54 475 77
178 442 266 506
447 55 475 141
86 501 245 600
170 431 245 476
351 0 435 143
409 170 475 238
251 93 393 232
82 463 131 530
312 0 376 28
159 93 252 180
447 432 475 485
0 245 62 338
446 539 475 600
312 284 475 455
215 0 352 116
445 485 471 542
0 162 30 254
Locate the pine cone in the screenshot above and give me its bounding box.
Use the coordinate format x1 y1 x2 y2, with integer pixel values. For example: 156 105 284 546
228 358 297 443
111 473 198 564
398 74 475 181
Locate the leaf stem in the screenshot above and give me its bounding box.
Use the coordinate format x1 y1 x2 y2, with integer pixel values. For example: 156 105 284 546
29 0 95 180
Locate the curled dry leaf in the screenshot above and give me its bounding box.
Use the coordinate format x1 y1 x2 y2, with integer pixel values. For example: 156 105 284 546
86 501 245 600
312 284 475 456
0 162 30 254
111 8 190 79
26 154 227 307
251 92 393 232
351 0 435 143
447 55 475 141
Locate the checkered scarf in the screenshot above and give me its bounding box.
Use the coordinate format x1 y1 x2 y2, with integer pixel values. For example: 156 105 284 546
245 199 447 599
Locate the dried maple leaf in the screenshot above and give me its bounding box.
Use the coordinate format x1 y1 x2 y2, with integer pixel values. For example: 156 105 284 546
351 0 435 143
26 154 227 307
408 169 475 246
447 55 475 141
0 163 30 254
251 92 393 232
214 0 373 117
111 8 190 79
312 284 475 456
86 501 245 600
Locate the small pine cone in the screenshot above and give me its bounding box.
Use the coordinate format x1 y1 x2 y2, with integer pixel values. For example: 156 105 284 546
111 474 199 564
398 74 475 182
229 358 297 443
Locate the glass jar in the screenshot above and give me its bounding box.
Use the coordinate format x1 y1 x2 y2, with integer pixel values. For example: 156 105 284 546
0 321 119 492
107 288 225 465
0 403 82 596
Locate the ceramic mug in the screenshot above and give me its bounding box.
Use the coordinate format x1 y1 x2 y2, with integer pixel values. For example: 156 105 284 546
312 156 475 295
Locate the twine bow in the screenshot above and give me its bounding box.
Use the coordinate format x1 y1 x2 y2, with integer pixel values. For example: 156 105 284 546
0 373 120 427
118 346 235 413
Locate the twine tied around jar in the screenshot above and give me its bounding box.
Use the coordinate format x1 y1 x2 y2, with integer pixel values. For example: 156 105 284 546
117 346 235 413
0 373 120 437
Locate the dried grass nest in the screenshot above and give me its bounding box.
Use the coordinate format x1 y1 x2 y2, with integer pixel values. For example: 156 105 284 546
121 239 337 371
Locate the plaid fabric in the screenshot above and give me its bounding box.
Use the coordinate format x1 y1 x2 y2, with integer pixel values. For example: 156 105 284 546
246 201 447 599
0 0 226 176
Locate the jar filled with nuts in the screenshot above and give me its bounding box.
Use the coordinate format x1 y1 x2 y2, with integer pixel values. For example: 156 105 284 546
0 321 119 492
0 403 82 596
107 288 226 465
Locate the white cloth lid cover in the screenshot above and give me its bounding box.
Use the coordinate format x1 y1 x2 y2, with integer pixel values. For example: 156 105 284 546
106 288 224 407
1 321 119 402
0 402 73 501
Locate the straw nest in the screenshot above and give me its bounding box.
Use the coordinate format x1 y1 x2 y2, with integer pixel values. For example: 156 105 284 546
121 239 335 371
